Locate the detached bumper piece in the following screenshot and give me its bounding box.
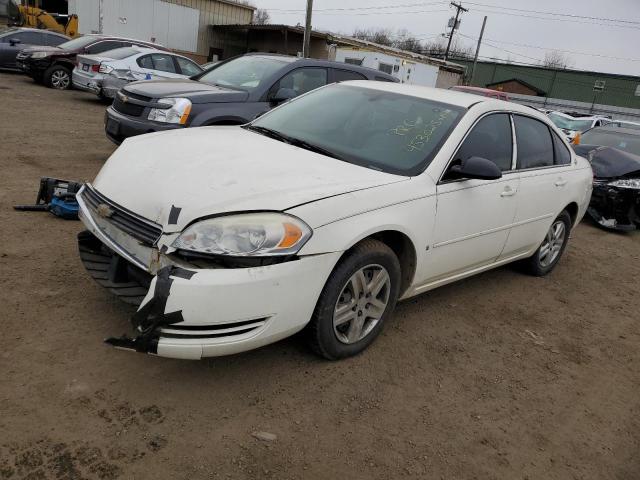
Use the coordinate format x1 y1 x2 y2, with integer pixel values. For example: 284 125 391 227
589 183 640 231
78 231 152 306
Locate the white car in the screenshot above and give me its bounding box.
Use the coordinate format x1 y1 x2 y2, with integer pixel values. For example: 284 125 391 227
72 46 203 99
547 111 609 142
76 81 593 360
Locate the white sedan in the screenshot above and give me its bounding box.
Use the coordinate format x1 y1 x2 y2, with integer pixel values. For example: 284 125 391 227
72 46 203 99
76 81 593 360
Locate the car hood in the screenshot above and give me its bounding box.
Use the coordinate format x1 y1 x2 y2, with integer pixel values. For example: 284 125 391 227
574 145 640 178
123 79 248 103
92 126 405 232
20 45 65 54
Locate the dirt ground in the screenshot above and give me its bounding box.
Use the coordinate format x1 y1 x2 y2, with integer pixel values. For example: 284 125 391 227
1 71 639 480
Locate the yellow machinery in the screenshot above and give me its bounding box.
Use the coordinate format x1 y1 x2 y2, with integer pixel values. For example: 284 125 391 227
8 0 79 37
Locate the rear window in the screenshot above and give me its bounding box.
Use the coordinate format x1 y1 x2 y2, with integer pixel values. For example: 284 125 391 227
100 47 139 60
514 115 554 169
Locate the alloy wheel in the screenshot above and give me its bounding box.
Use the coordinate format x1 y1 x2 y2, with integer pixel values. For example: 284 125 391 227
333 264 391 344
51 70 70 89
539 220 566 267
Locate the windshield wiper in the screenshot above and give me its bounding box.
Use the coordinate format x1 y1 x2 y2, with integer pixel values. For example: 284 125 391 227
286 137 345 161
244 126 345 161
244 125 293 143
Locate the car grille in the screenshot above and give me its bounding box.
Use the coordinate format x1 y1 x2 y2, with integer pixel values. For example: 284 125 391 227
81 186 162 246
112 91 152 118
160 318 269 339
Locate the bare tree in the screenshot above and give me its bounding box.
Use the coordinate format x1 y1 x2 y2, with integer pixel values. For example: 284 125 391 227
253 8 270 25
352 28 394 47
542 50 572 69
422 37 473 59
393 29 423 54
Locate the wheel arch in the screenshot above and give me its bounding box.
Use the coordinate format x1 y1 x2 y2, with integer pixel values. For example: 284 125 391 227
341 229 417 297
563 201 579 227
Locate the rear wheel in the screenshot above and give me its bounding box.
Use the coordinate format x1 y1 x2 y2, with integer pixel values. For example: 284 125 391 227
521 211 571 276
307 239 401 360
45 65 71 90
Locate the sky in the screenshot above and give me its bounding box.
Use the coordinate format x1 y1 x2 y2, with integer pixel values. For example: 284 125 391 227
255 0 640 76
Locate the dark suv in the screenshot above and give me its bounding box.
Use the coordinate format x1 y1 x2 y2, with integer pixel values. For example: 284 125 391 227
104 53 398 144
16 34 168 90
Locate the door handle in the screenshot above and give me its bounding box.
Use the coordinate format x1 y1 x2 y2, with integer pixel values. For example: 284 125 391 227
500 186 516 197
554 179 568 187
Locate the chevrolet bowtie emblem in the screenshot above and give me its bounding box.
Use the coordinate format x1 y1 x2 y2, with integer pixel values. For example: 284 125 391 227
119 92 128 103
96 203 114 218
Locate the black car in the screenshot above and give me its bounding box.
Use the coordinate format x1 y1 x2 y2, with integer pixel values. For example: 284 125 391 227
104 53 398 144
16 34 167 89
574 126 640 231
0 27 68 70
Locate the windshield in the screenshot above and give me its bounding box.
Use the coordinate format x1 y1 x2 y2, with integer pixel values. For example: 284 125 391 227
251 84 464 175
581 130 640 156
59 36 98 51
197 55 289 91
548 113 593 132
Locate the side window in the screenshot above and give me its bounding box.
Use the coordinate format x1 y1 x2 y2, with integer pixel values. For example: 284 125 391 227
272 68 328 98
333 69 367 82
378 62 393 75
18 32 43 44
514 115 554 169
137 55 154 69
150 53 177 73
552 133 572 165
87 41 126 54
176 56 202 76
45 34 67 47
453 113 513 172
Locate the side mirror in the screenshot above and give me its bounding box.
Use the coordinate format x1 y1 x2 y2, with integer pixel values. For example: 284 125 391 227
9 38 21 46
449 156 502 181
271 87 296 104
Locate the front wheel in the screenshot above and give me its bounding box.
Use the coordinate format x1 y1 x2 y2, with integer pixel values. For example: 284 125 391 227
521 210 572 276
45 65 71 90
307 239 401 360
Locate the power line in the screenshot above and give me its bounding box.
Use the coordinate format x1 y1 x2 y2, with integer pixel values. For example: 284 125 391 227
470 8 640 30
265 1 447 12
462 1 640 26
274 8 450 17
458 33 543 63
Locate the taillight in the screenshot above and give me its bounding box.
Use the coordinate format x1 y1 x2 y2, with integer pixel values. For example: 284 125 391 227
91 64 100 72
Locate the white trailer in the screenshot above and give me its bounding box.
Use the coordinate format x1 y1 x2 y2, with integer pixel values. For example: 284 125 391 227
334 47 440 87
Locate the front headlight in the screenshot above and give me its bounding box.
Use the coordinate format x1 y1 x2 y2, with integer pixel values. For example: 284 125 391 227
31 51 50 59
608 178 640 189
148 97 191 125
172 213 312 257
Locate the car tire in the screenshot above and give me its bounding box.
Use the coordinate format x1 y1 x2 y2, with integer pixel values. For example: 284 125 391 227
307 239 401 360
44 65 71 90
521 210 572 276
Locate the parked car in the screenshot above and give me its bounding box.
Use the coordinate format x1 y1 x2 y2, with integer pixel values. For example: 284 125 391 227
73 46 203 99
76 81 592 360
449 85 510 101
16 34 167 90
0 27 68 70
103 53 398 144
573 126 640 231
602 119 640 131
547 111 608 142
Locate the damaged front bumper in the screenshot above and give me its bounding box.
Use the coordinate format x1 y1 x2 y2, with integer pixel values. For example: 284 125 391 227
588 181 640 231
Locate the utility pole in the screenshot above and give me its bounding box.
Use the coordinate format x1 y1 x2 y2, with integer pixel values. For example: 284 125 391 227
469 15 486 85
444 1 468 61
302 0 313 58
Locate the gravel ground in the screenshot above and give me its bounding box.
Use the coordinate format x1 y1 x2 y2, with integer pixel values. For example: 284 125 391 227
1 72 639 480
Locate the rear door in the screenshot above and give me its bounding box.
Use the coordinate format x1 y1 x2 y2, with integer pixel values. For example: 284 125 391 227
501 115 575 257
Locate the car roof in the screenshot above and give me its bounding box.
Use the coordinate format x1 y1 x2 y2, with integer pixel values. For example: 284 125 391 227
80 34 166 49
338 81 537 110
0 27 68 37
586 126 640 136
240 52 398 81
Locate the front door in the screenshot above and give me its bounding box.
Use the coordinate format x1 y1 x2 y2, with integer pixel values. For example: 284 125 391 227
421 113 519 283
